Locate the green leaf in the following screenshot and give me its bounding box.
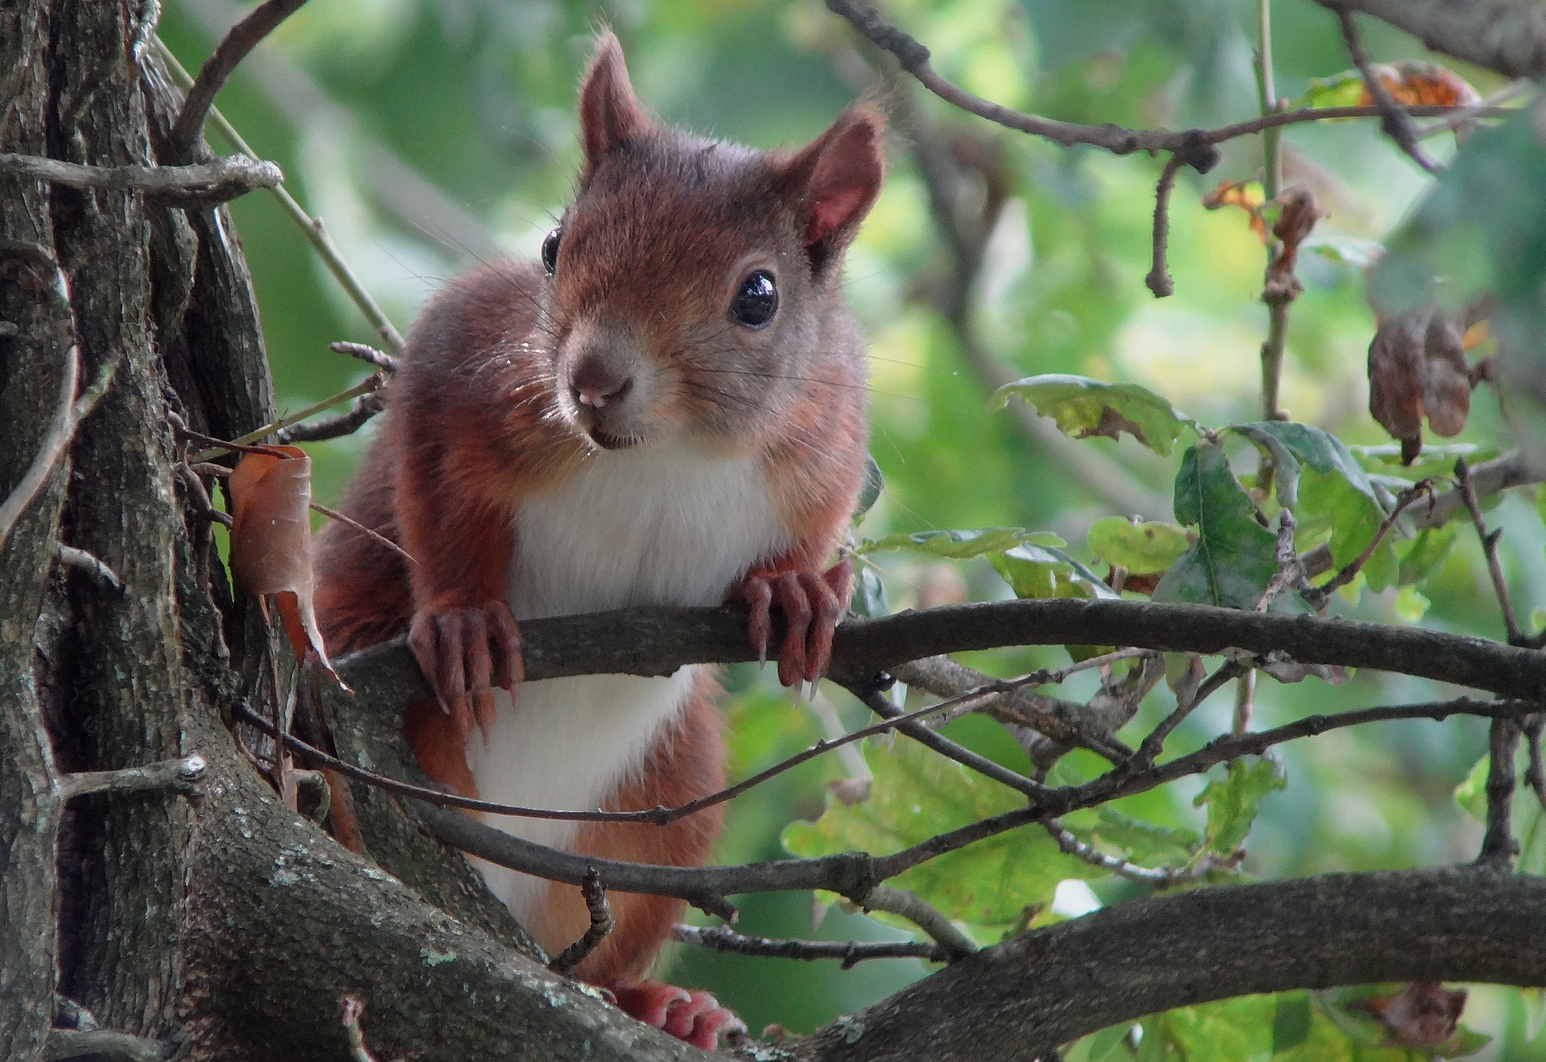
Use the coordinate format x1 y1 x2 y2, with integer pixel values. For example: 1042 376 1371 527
1455 752 1489 821
990 374 1190 456
988 543 1107 601
781 739 1101 930
1087 517 1192 575
1287 71 1365 110
1230 423 1303 510
1235 422 1382 510
1085 1023 1132 1062
850 561 889 618
1193 756 1286 857
1305 236 1383 269
1443 1025 1494 1058
1154 442 1280 610
1272 994 1312 1055
1298 468 1394 591
1085 807 1200 866
853 454 884 521
856 527 1064 559
1396 524 1456 586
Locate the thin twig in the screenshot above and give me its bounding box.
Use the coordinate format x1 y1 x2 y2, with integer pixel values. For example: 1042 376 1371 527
0 151 280 205
1455 456 1523 645
0 258 121 553
1524 715 1546 813
58 755 207 800
1144 155 1186 298
309 501 415 565
44 1028 178 1062
1332 5 1439 173
1309 481 1437 603
860 886 977 959
55 544 122 591
168 0 311 160
1411 450 1540 530
548 867 615 974
330 340 399 373
825 0 1509 164
154 38 404 351
278 391 385 443
1477 717 1522 866
1130 660 1248 768
673 924 951 967
416 696 1537 913
191 371 387 460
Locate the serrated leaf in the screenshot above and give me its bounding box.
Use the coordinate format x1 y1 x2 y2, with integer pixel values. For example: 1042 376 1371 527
781 739 1101 929
856 527 1063 559
990 374 1190 456
1272 994 1312 1054
1230 424 1303 510
1087 517 1192 575
1086 807 1200 866
1154 442 1280 610
1193 756 1286 857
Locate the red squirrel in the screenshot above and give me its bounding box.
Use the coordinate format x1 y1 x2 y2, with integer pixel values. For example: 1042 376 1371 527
314 32 880 1050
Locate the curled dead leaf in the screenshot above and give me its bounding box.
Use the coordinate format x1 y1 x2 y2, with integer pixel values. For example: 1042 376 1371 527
228 446 348 691
1265 187 1328 298
1367 305 1488 464
1358 62 1480 109
1352 982 1467 1051
1203 179 1268 242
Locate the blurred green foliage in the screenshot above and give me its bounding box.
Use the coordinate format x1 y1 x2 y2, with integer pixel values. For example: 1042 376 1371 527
163 0 1546 1051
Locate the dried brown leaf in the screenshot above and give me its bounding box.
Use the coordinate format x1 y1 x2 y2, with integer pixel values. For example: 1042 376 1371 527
1353 981 1467 1051
1367 306 1485 463
228 446 347 689
1202 179 1267 242
1265 187 1327 297
1359 62 1481 109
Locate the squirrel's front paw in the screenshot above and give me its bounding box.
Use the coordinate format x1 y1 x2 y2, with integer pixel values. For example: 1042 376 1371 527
607 982 747 1051
408 598 522 741
738 558 852 687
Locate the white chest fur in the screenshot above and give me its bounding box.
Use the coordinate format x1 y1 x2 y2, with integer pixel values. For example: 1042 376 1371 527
467 443 791 934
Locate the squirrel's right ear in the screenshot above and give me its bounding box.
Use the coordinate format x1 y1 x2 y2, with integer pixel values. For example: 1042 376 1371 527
578 31 648 169
778 104 885 276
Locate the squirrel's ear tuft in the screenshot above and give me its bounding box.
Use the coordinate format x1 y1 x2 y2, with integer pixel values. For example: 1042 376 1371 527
779 105 885 274
578 31 648 169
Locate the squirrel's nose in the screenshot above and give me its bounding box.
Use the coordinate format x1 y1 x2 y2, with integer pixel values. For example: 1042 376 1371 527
571 355 634 410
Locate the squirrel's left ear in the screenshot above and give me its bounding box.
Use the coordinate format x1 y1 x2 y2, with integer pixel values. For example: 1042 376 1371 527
779 105 885 275
578 31 649 170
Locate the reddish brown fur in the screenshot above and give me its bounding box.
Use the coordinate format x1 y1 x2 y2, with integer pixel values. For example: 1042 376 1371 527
312 31 881 1026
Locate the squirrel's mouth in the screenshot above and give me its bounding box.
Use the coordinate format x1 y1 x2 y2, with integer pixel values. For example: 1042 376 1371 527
589 428 642 451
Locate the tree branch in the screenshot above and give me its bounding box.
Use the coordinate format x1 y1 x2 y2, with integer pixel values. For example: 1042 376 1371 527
169 0 311 160
0 152 281 206
335 600 1546 708
1312 0 1546 81
787 868 1546 1061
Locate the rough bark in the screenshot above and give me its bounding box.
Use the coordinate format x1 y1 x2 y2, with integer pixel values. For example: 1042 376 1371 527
789 868 1546 1062
5 3 1546 1062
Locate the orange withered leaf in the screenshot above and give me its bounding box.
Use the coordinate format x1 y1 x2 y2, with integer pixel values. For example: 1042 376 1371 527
1203 179 1267 242
1358 62 1481 109
228 446 347 690
1265 187 1328 297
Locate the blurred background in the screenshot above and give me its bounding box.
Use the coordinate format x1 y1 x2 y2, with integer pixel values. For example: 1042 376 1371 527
156 0 1544 1052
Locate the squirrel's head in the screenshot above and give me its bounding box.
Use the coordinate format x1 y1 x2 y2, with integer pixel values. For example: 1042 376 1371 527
542 31 883 454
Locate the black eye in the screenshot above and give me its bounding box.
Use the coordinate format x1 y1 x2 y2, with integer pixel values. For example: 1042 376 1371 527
730 270 777 328
541 227 562 276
